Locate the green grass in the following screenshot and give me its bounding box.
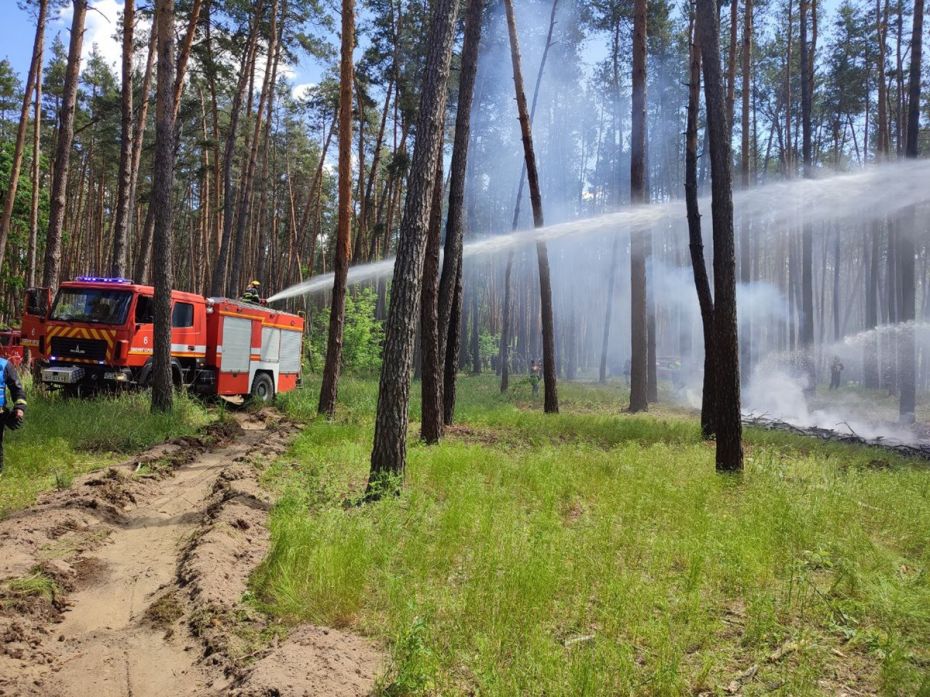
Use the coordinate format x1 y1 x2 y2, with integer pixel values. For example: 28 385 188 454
258 375 930 696
1 389 213 516
0 568 62 609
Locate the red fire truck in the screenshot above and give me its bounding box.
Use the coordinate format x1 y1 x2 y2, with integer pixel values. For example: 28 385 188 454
0 328 26 367
22 277 304 401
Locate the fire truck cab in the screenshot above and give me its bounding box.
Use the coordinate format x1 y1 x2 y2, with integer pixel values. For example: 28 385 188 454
22 277 304 401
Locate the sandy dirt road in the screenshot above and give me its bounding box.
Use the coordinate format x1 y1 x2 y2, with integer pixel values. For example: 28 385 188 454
0 412 383 697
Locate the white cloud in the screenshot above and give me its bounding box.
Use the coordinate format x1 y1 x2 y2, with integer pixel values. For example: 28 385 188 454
57 0 152 75
291 82 316 101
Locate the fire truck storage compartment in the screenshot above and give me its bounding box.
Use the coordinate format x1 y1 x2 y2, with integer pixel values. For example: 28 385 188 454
261 327 280 363
221 317 252 373
280 331 301 374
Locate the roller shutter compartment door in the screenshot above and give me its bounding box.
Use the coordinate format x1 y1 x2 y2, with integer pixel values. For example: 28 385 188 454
280 330 302 374
221 317 252 373
261 327 281 362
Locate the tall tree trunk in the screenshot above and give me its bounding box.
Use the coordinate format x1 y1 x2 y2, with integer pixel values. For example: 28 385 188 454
598 234 619 384
27 1 47 287
1 0 47 274
42 0 87 290
420 151 445 443
211 8 262 296
899 0 922 421
727 0 738 127
739 0 753 382
686 12 716 439
799 0 815 390
784 0 793 174
151 0 178 412
876 0 889 158
864 224 880 387
437 0 484 422
500 0 558 396
110 0 135 277
629 0 649 413
696 0 743 472
318 0 355 417
172 0 204 120
368 0 460 489
231 0 279 298
129 26 158 284
504 0 559 413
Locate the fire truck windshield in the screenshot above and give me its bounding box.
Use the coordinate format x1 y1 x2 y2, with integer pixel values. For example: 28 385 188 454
50 288 133 325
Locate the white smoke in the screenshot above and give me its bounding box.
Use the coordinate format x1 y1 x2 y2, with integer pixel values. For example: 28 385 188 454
743 365 917 443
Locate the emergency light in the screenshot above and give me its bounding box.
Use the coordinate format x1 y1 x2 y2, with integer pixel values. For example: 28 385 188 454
75 276 134 284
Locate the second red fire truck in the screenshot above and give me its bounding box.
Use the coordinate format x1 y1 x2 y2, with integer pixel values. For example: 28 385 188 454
22 277 304 401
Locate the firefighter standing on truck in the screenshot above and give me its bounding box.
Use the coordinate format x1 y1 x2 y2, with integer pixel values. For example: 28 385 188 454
0 356 26 474
242 280 261 304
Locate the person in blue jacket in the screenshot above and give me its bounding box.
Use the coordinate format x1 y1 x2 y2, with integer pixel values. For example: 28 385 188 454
0 357 26 474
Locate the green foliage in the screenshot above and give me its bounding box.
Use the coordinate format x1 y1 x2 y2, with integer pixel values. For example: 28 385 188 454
0 390 213 516
257 376 930 696
307 288 383 374
478 330 500 368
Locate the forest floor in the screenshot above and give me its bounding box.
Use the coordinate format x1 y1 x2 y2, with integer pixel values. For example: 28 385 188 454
0 380 928 696
256 375 930 696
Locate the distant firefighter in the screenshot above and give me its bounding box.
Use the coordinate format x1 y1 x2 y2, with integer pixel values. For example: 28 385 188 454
529 359 542 396
829 356 844 390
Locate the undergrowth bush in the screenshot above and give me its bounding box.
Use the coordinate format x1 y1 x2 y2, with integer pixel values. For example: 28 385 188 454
306 288 383 374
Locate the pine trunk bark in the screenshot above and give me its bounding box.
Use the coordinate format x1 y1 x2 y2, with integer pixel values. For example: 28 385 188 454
318 0 356 417
0 0 46 272
499 0 557 397
211 8 262 296
42 0 87 290
504 0 559 414
686 15 716 439
696 0 743 472
437 0 484 422
151 0 178 412
420 152 445 443
739 0 753 382
26 1 47 287
799 0 815 391
368 0 460 489
110 0 135 277
899 0 922 421
231 0 279 299
629 0 649 413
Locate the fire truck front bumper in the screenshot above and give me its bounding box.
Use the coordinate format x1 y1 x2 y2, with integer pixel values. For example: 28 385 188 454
41 366 85 385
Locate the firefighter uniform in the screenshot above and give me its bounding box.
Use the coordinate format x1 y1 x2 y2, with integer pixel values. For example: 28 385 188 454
0 357 26 473
241 281 261 304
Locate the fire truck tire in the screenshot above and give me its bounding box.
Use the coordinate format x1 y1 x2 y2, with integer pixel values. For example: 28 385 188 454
139 360 185 391
250 372 275 403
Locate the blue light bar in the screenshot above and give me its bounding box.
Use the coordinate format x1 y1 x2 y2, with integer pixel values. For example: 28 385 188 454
75 276 134 284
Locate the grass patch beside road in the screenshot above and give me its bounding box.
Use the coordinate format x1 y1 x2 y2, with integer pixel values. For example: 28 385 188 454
256 376 930 695
1 390 213 516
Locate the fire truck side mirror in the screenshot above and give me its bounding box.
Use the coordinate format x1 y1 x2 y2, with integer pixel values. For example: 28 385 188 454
25 287 51 319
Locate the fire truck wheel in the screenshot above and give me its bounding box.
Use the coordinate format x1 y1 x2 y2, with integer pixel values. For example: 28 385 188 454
250 372 275 403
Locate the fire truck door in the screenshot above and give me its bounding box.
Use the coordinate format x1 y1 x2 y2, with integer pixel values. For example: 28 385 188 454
22 287 51 356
